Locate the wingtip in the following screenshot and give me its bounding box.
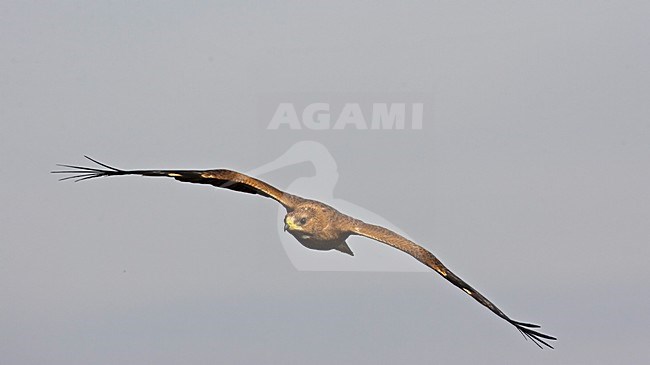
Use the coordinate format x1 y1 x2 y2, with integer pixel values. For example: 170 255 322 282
52 156 123 182
502 315 556 349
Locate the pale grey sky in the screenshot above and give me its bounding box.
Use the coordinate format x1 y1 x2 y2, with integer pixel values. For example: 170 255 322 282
2 1 650 364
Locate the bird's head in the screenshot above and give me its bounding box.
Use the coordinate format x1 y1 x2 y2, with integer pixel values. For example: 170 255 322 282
284 206 318 235
284 202 337 238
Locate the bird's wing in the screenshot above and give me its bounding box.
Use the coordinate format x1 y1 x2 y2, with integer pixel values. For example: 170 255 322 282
52 156 302 210
350 221 556 349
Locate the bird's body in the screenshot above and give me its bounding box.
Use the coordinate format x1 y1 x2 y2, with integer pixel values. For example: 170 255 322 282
53 156 556 349
284 200 357 254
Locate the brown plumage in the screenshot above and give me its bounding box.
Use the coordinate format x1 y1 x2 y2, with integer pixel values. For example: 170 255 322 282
53 156 556 348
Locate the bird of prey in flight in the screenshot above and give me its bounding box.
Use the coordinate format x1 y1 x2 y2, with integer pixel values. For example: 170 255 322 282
53 156 556 348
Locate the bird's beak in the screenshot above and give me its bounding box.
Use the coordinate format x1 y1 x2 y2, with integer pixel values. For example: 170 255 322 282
284 217 298 232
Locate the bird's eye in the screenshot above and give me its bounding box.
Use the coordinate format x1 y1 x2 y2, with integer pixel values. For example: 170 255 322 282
299 217 307 225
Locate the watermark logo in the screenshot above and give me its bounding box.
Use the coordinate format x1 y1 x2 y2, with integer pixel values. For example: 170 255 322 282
267 102 423 130
245 140 427 272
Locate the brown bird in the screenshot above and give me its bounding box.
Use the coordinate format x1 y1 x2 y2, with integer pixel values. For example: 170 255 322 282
53 156 556 348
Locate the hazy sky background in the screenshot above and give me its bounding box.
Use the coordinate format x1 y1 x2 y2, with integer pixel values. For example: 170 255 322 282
2 1 649 364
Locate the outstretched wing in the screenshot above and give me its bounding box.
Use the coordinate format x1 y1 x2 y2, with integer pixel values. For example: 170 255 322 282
350 221 556 349
52 156 302 210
